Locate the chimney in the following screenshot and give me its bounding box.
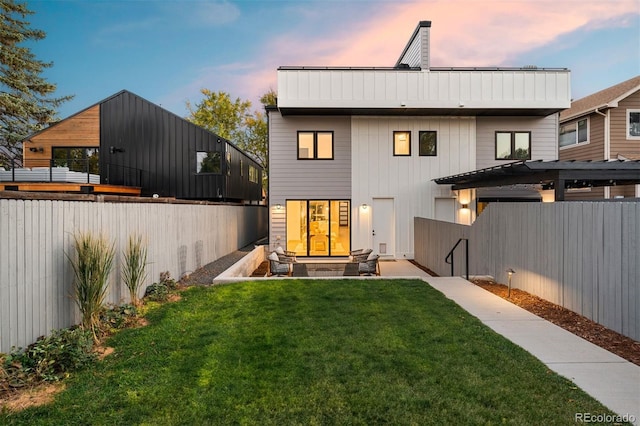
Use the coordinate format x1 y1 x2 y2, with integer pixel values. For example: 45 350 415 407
396 21 431 70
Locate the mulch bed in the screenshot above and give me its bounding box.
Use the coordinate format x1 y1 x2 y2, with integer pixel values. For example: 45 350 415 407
407 260 640 366
470 279 640 367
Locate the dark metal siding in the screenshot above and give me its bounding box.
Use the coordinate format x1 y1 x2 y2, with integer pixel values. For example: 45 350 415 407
99 91 262 201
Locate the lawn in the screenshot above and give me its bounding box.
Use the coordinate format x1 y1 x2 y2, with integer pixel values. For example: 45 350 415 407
2 279 616 425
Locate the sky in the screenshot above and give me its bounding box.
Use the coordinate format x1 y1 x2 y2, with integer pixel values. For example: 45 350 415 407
23 0 640 120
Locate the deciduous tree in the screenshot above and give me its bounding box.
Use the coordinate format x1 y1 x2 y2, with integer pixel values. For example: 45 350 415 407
186 88 277 192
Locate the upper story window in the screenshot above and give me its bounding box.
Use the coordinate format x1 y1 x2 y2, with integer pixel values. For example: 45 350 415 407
196 151 221 174
559 118 588 148
53 147 100 174
419 131 437 156
393 131 411 156
628 109 640 139
248 165 259 183
298 131 333 159
495 131 531 160
226 151 231 176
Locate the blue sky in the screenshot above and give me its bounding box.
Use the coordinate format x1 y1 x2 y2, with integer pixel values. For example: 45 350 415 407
25 0 640 119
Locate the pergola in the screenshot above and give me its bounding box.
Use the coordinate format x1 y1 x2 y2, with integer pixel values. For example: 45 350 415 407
433 160 640 201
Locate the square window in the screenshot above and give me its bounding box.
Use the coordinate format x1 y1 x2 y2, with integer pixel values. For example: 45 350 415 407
393 131 411 156
297 131 333 159
628 110 640 138
419 131 437 156
560 118 588 148
496 131 531 160
197 151 221 174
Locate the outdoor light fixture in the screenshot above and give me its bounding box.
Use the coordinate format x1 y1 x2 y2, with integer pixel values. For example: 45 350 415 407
29 147 43 153
506 268 516 298
461 203 469 209
275 204 283 210
361 204 368 210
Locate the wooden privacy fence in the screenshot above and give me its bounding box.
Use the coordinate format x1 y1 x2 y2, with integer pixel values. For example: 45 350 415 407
0 199 267 353
415 201 640 341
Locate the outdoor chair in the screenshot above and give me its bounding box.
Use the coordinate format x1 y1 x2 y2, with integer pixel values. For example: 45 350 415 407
268 251 293 277
358 253 380 276
349 248 372 263
275 246 297 263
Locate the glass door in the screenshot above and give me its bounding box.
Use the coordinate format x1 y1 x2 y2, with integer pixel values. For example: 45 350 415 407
286 200 350 257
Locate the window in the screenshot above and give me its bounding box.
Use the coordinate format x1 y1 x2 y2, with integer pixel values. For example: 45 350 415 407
419 131 437 156
248 165 259 183
628 110 640 139
495 131 531 160
52 147 99 174
196 151 221 174
393 131 411 156
226 151 231 176
297 131 333 159
559 118 588 148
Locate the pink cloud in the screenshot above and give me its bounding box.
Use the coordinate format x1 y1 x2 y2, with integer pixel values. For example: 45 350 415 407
176 0 638 110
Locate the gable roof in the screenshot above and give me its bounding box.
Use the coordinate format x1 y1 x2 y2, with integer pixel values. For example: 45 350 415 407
560 75 640 122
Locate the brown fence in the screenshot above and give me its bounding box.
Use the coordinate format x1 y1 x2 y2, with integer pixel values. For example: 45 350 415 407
415 201 640 341
0 198 267 353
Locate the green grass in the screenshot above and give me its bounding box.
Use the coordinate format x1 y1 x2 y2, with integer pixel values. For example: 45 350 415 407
2 279 617 425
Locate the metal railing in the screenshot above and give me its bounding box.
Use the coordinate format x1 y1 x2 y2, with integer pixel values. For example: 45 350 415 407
445 238 469 280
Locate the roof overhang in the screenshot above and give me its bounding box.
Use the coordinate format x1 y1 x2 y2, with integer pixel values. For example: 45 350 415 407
434 160 640 201
277 107 564 117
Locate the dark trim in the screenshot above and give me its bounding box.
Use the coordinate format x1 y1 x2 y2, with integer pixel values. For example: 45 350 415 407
418 130 437 156
278 107 565 117
284 199 352 257
296 130 334 160
393 131 411 156
495 130 532 160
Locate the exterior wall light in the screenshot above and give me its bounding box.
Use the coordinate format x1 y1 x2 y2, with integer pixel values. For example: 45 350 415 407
275 204 283 210
461 203 469 209
361 204 368 210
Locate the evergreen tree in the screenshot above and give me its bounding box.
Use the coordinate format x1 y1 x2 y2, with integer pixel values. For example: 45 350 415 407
0 0 72 167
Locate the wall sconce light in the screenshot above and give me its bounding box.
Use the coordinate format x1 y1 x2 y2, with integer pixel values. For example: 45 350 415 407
361 203 368 210
29 147 43 153
275 204 283 210
506 268 516 298
461 203 469 209
109 146 125 154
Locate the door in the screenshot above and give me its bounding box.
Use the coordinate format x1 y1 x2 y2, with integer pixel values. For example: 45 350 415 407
286 199 351 257
372 198 395 257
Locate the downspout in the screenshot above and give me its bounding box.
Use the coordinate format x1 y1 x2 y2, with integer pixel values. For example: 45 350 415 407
594 107 610 198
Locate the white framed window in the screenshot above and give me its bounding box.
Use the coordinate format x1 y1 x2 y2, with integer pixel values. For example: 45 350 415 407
627 109 640 139
559 118 589 148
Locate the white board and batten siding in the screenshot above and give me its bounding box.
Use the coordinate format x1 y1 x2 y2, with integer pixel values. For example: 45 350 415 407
268 112 352 248
475 115 559 169
0 199 266 353
278 69 571 110
351 116 476 258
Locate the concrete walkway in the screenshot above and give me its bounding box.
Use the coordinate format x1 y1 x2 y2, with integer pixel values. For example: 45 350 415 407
386 260 639 424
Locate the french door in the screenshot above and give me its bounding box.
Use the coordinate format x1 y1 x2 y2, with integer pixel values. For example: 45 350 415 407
286 200 351 257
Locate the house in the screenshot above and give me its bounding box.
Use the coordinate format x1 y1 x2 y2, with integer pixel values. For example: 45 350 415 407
558 75 640 200
267 21 571 259
2 90 263 203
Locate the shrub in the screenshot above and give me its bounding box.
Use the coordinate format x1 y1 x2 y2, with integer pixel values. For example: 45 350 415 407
122 234 149 307
68 232 115 341
144 271 177 302
1 328 95 387
99 304 139 333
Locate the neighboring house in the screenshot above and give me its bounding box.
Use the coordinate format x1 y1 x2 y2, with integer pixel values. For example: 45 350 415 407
268 21 571 259
558 75 640 200
2 90 263 203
